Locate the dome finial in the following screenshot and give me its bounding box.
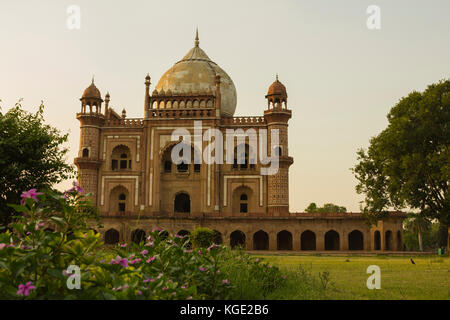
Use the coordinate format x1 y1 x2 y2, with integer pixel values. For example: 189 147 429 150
276 73 279 81
91 75 95 84
195 27 199 47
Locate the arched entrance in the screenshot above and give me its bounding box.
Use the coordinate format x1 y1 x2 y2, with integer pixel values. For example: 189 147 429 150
385 230 393 251
230 230 246 248
374 231 381 250
277 230 293 250
253 230 269 250
105 228 120 244
174 193 190 213
348 230 364 250
301 230 316 250
325 230 340 250
396 230 403 251
213 230 223 245
131 229 146 244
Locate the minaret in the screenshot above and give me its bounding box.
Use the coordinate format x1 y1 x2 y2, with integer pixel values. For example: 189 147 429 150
74 78 104 205
144 73 151 117
264 75 293 216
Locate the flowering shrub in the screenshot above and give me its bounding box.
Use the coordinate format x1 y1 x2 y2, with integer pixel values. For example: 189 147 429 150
0 185 286 299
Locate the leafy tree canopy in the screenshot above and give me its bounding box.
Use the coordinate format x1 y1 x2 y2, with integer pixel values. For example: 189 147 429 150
305 202 347 213
0 101 73 226
352 80 450 226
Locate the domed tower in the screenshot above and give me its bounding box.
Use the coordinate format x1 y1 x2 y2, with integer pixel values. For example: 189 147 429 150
264 75 293 216
74 79 105 205
153 30 237 117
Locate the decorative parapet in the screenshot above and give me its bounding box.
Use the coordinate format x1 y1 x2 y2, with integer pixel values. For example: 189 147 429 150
148 108 215 118
104 118 144 127
221 116 266 126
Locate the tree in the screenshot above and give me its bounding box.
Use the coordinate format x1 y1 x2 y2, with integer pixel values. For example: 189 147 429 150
352 80 450 228
305 202 347 213
0 101 73 226
404 213 432 252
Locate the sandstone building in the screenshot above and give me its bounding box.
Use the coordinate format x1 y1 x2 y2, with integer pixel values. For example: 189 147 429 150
75 33 405 252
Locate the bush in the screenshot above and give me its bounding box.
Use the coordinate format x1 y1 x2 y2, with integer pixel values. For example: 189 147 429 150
190 227 215 248
0 186 288 300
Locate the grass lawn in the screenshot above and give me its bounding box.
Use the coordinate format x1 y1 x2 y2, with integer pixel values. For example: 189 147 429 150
252 254 450 300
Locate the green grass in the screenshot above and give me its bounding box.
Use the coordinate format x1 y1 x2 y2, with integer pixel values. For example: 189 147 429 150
252 254 450 300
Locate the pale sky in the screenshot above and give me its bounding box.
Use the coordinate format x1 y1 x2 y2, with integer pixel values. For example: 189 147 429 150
1 0 449 212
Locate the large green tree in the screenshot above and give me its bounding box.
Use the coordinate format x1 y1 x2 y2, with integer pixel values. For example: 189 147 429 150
0 101 73 226
352 80 450 228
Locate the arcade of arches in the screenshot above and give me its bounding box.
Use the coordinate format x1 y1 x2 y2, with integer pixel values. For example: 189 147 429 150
97 217 404 252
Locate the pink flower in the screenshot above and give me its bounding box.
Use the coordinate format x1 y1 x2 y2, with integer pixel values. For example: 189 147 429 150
144 242 154 247
222 279 230 284
110 256 129 268
137 290 142 295
72 181 83 193
17 282 36 296
207 244 219 251
20 189 43 205
172 292 177 296
175 234 184 239
282 275 287 279
199 267 205 272
146 256 156 264
198 249 202 255
141 250 148 255
147 235 153 242
184 249 193 253
181 285 187 290
130 258 142 264
187 296 193 300
157 273 163 279
35 222 45 231
120 243 127 248
0 243 6 250
162 287 168 291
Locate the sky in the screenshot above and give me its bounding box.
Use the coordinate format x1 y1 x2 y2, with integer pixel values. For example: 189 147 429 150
0 0 449 212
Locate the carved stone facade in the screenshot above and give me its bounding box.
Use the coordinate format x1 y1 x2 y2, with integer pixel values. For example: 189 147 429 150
75 34 405 252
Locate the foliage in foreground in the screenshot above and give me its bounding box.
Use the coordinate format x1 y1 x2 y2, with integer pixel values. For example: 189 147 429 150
0 187 290 300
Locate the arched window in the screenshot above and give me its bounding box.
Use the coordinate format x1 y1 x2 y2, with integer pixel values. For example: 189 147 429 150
233 144 256 170
82 148 89 158
240 193 248 213
118 193 126 212
109 185 129 214
111 145 131 171
174 193 190 213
